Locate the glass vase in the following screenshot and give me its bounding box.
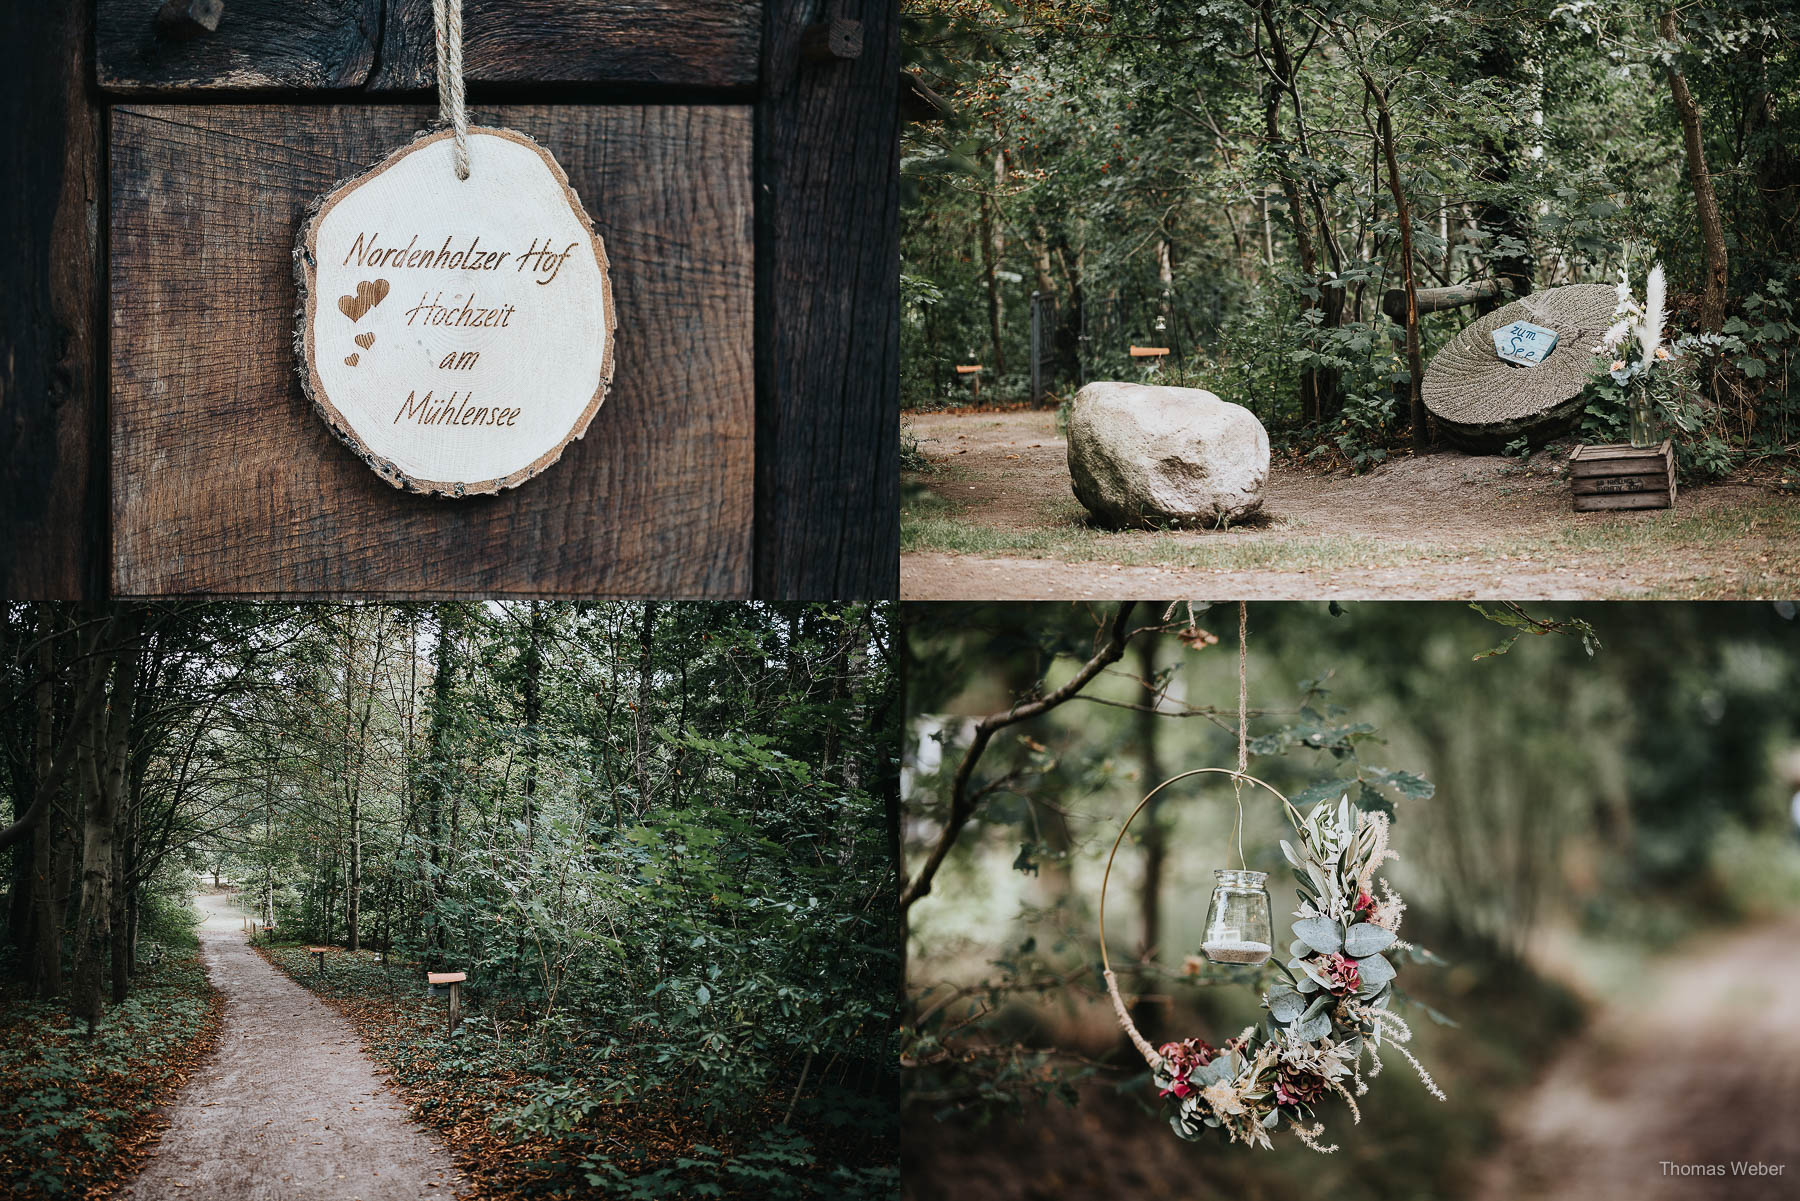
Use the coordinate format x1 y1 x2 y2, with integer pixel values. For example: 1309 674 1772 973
1628 382 1656 448
1201 869 1273 965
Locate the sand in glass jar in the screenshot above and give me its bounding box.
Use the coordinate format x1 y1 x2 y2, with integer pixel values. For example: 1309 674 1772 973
1202 869 1273 965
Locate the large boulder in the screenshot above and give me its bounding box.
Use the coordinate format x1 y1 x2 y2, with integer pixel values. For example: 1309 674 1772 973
1066 382 1269 527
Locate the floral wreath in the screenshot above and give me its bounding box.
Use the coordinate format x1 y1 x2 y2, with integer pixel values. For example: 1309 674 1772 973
1098 770 1446 1153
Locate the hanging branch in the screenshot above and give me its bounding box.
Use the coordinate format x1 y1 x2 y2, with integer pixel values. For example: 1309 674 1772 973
899 602 1141 919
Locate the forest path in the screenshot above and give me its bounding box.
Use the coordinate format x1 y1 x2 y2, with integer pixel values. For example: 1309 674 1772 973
901 408 1796 599
1472 914 1800 1200
122 892 459 1201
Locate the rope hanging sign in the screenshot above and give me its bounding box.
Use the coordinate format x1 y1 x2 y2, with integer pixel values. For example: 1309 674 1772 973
294 0 616 496
1099 605 1445 1152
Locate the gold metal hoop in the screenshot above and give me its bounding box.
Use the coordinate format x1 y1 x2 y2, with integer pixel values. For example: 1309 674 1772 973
1098 767 1301 1070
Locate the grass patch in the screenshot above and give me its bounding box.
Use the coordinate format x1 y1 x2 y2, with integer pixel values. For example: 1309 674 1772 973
904 475 1800 596
0 945 224 1200
258 943 895 1201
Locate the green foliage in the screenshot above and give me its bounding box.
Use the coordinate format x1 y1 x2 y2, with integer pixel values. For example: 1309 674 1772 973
0 950 219 1200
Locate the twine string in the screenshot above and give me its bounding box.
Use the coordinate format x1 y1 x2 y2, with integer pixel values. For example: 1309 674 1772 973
1232 602 1248 868
434 0 470 180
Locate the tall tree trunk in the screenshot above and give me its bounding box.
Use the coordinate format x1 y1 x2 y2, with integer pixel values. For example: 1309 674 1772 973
634 602 657 811
1660 9 1729 331
1130 637 1165 1034
522 601 544 846
1258 0 1342 420
71 611 139 1033
1472 40 1533 310
977 147 1008 376
1363 76 1428 450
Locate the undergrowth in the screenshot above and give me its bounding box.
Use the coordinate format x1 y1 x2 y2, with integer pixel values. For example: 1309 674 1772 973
258 944 896 1201
0 944 224 1200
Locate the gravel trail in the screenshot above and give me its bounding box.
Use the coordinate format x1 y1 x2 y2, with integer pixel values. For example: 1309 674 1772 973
122 892 458 1201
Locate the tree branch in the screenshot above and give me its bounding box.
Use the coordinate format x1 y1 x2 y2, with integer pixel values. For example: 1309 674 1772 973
899 602 1139 919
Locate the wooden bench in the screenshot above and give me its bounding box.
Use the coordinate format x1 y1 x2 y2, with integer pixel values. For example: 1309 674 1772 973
306 946 332 973
427 971 467 1036
954 364 982 397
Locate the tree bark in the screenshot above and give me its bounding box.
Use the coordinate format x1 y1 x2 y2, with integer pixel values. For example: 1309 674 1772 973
977 147 1008 376
1660 10 1729 331
1363 75 1428 450
71 610 140 1033
1131 636 1165 1036
634 601 657 811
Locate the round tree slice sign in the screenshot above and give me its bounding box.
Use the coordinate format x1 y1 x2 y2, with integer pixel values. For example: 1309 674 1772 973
297 127 615 496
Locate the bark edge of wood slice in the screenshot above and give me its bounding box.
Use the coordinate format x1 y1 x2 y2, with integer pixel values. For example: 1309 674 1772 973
294 125 617 498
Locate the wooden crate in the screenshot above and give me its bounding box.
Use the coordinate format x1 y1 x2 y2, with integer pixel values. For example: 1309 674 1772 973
1568 440 1677 512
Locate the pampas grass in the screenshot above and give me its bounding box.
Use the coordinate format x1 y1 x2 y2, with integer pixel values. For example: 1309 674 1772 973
1638 264 1666 368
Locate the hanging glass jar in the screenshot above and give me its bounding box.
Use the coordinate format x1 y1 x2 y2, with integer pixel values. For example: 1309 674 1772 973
1201 868 1273 965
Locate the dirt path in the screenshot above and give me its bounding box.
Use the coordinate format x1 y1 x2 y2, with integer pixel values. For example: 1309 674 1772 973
902 408 1799 599
122 893 458 1201
1472 916 1800 1200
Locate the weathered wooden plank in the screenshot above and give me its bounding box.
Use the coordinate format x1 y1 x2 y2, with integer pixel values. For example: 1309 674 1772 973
97 0 379 92
1571 458 1675 479
369 0 760 90
97 0 760 94
754 0 899 598
1572 474 1671 496
110 104 753 597
0 1 104 598
1572 491 1674 512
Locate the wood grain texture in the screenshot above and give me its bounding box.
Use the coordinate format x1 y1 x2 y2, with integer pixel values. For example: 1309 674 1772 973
97 0 760 94
754 0 899 599
110 104 753 597
371 0 760 91
0 1 105 599
98 0 379 92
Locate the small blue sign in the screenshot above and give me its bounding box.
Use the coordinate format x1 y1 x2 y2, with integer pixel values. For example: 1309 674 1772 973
1491 320 1560 366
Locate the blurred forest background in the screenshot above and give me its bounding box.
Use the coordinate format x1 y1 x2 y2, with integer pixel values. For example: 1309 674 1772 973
0 601 897 1200
900 601 1800 1200
901 1 1799 475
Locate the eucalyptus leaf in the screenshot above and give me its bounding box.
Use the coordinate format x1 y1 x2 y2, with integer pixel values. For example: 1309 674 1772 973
1288 939 1310 960
1292 1010 1332 1041
1295 974 1321 994
1354 953 1396 995
1344 922 1396 957
1266 986 1306 1023
1261 1109 1282 1129
1301 993 1332 1022
1292 916 1342 955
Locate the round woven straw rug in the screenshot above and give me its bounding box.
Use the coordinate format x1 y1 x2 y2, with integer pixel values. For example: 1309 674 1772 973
1422 283 1616 449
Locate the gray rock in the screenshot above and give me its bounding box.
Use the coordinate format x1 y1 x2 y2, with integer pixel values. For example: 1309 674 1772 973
1066 382 1269 526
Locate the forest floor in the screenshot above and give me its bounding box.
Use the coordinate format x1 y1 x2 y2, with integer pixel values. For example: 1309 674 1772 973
1470 913 1800 1200
901 407 1800 599
120 891 460 1201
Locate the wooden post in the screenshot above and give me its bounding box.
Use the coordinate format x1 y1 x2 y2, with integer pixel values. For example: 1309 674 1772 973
428 971 466 1036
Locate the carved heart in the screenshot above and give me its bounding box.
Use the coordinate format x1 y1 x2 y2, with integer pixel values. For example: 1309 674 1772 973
355 332 375 350
344 353 360 367
337 279 390 323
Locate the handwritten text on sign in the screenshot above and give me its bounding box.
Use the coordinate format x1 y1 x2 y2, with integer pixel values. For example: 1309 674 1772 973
299 128 615 496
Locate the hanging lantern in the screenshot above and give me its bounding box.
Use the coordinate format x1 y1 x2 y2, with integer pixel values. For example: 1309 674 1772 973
1201 868 1273 965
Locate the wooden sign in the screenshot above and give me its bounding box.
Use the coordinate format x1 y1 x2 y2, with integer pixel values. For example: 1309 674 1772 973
296 127 616 496
1490 319 1559 367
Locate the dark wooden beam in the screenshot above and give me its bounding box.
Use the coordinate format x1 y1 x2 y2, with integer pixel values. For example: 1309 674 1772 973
0 0 106 599
754 0 899 599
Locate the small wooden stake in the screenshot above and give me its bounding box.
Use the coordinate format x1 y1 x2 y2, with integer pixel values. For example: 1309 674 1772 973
428 971 467 1036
